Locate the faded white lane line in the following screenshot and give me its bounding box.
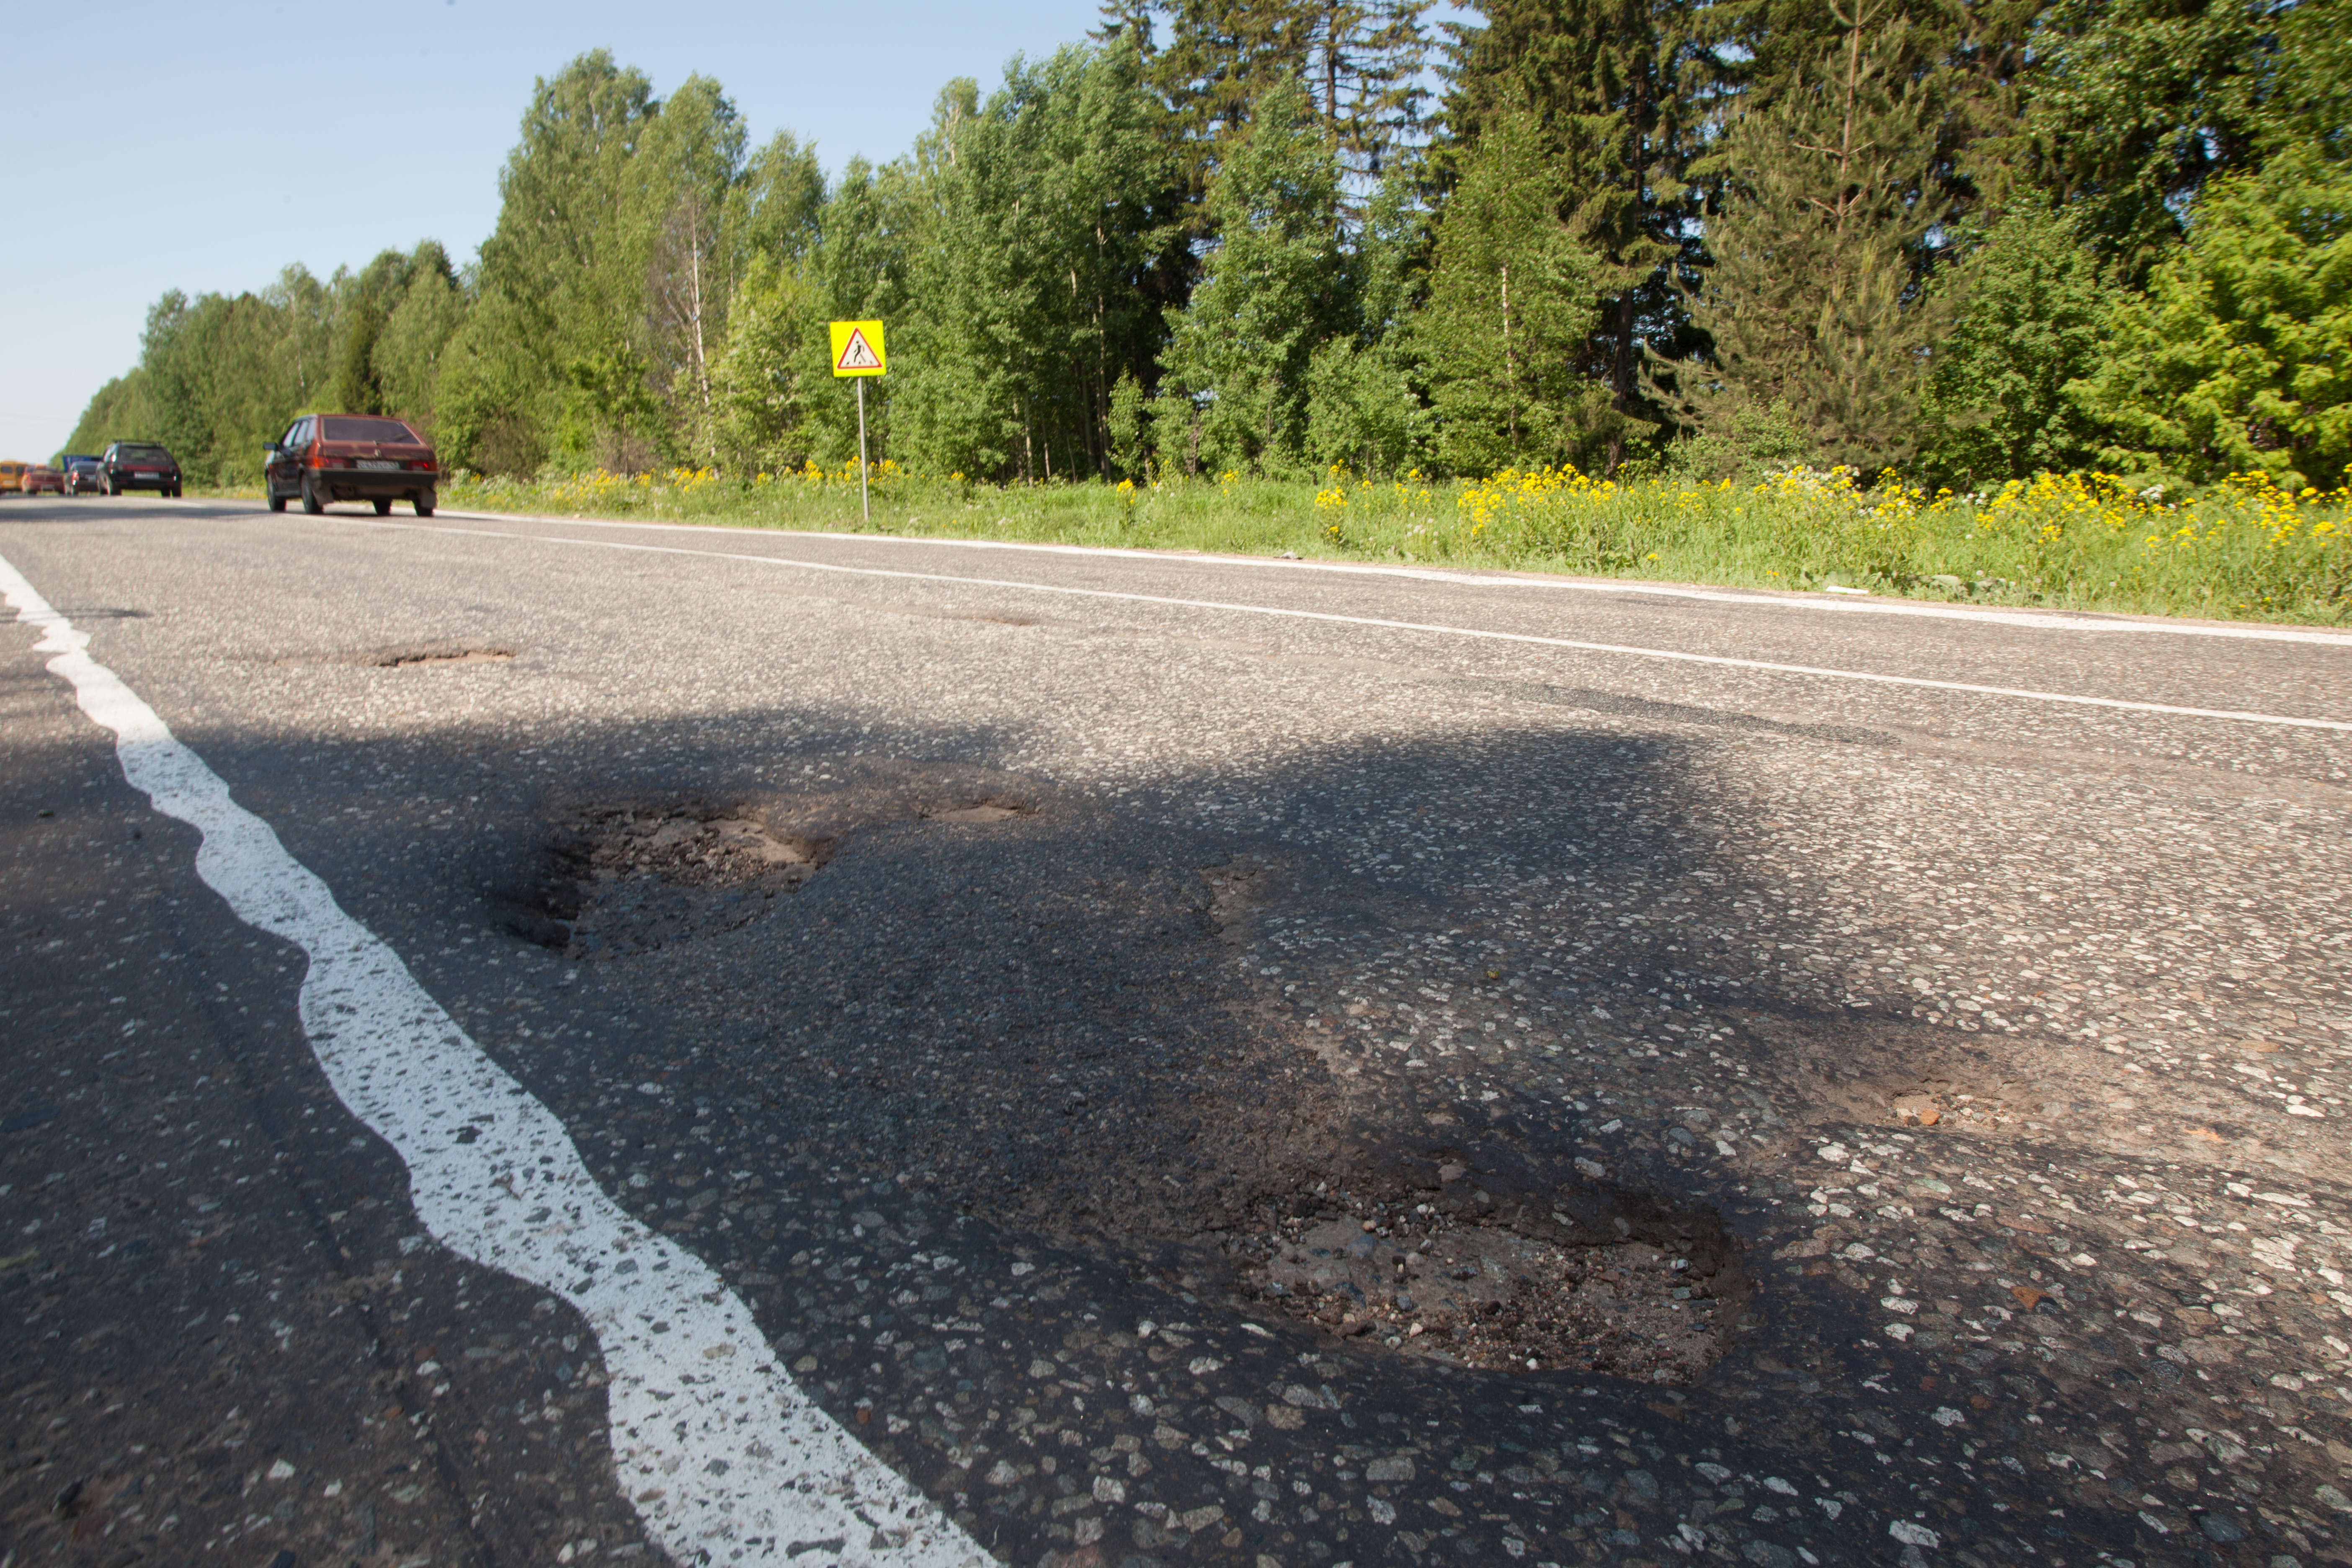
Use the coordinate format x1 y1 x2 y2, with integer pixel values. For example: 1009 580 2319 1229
438 506 2352 649
344 514 2352 732
0 551 985 1567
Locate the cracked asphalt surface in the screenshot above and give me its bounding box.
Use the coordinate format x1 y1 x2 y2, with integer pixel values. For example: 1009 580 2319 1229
4 493 2350 1568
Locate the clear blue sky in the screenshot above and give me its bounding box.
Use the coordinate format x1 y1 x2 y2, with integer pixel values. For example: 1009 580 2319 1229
0 0 1148 461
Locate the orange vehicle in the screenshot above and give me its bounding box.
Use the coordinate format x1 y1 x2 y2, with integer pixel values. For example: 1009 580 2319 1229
0 461 28 493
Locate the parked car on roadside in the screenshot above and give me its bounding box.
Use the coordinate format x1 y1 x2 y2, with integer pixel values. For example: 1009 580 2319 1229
101 441 182 496
263 414 436 516
64 459 104 495
21 465 64 495
0 461 28 494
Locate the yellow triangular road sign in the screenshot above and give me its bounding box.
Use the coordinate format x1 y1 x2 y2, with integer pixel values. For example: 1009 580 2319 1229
830 320 886 377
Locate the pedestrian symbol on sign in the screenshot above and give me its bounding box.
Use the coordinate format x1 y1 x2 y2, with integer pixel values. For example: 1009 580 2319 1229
835 328 881 371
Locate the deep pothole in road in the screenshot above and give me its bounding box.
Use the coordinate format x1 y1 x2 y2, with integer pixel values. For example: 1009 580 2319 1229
1224 1173 1749 1385
521 804 833 956
508 793 1037 955
360 641 516 667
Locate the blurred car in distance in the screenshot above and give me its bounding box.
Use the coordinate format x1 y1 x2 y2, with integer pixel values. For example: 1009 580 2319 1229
101 441 183 496
21 465 64 495
264 414 437 516
64 459 104 494
0 461 27 493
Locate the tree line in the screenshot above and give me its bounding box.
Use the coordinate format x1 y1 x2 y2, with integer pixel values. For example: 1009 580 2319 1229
65 0 2350 495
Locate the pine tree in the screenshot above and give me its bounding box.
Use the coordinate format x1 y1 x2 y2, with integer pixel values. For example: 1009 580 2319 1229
1158 78 1347 477
1688 0 1958 471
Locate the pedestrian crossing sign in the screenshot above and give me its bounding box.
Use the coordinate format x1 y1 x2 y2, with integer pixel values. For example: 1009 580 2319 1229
829 320 887 377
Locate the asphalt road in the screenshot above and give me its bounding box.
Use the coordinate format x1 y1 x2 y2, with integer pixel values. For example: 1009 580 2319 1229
4 493 2349 1568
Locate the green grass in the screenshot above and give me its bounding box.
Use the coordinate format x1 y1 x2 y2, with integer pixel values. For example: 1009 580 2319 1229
420 461 2352 626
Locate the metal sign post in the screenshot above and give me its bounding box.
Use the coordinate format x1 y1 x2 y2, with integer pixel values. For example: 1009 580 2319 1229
828 320 887 526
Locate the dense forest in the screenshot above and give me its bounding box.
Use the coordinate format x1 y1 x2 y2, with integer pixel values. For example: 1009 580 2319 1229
64 0 2351 497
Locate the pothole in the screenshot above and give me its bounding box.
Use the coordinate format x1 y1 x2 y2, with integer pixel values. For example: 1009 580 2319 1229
361 641 515 667
922 801 1028 823
518 805 833 956
1226 1171 1748 1385
1200 856 1274 943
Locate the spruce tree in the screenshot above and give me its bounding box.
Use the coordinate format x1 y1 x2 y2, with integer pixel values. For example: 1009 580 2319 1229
2026 0 2337 276
1098 0 1431 212
1443 0 1716 469
1688 0 1957 471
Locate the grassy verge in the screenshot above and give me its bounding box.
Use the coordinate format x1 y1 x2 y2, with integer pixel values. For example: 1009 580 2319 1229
427 461 2352 625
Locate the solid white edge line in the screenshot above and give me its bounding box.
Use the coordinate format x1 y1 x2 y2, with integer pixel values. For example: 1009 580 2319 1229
428 505 2352 650
0 548 988 1568
331 513 2352 734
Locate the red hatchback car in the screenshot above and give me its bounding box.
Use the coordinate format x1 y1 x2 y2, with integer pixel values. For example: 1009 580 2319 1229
263 414 437 516
21 465 64 495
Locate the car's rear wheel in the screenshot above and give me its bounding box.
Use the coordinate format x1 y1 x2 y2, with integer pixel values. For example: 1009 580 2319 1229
301 477 323 516
372 497 393 516
415 491 436 518
107 479 121 496
266 492 286 513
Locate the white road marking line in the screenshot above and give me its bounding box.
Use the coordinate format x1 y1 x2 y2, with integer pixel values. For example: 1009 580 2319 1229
338 514 2352 733
435 505 2352 649
0 550 986 1568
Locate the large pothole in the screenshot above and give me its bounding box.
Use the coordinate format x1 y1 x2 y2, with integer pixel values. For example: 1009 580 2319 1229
359 640 515 667
512 804 833 956
503 791 1039 957
1223 1168 1749 1385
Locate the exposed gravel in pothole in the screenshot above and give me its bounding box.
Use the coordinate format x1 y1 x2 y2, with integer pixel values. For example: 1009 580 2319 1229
358 641 515 667
1228 1185 1741 1383
529 804 831 956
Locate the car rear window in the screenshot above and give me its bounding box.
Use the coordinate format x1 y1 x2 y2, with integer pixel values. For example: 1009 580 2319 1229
117 444 172 462
320 417 423 444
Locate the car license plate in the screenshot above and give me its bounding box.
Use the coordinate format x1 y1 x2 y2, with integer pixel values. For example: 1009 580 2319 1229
356 459 400 471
